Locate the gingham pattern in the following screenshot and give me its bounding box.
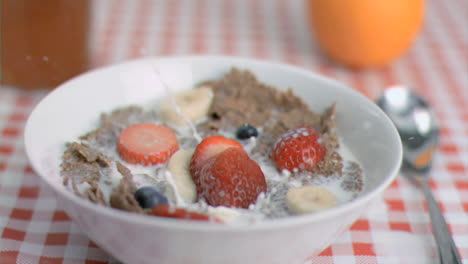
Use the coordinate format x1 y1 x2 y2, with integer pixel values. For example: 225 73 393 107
0 0 466 263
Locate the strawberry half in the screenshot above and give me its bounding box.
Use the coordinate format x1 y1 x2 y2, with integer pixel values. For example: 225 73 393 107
190 136 243 186
197 147 267 208
271 126 326 172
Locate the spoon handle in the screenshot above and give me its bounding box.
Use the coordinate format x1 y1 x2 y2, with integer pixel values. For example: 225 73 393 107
420 177 462 264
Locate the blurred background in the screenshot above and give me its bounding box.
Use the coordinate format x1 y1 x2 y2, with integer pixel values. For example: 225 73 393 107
2 0 465 101
1 0 467 263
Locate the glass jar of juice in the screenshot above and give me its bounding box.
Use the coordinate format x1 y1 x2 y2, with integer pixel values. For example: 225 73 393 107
1 0 91 90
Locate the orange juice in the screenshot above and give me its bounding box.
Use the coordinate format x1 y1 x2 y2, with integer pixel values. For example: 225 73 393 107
1 0 91 89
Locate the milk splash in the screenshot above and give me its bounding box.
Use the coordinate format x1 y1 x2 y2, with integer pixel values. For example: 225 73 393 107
153 66 203 143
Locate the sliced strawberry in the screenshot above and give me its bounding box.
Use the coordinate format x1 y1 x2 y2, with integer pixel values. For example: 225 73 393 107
197 147 267 209
117 123 179 166
190 136 243 185
151 204 220 222
271 126 326 172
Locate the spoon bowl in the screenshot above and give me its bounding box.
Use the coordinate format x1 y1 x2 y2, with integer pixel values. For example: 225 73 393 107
377 86 462 264
377 86 439 172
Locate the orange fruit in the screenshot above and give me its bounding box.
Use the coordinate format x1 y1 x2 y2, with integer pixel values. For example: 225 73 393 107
308 0 425 68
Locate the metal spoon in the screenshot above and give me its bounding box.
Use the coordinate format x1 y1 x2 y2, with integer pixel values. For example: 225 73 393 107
377 86 462 264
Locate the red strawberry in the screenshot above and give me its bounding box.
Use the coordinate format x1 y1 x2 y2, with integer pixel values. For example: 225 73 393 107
190 136 243 186
152 204 220 222
117 123 179 166
271 126 326 172
196 147 267 208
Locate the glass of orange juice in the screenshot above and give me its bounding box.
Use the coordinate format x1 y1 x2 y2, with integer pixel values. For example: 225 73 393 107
1 0 91 90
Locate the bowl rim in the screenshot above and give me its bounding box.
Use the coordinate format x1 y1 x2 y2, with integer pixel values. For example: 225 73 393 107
24 55 403 232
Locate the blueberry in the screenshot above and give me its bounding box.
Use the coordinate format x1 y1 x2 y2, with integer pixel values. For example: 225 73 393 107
236 124 258 139
134 186 168 209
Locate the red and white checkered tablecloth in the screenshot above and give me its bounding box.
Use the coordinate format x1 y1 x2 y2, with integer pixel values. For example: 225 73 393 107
1 0 467 263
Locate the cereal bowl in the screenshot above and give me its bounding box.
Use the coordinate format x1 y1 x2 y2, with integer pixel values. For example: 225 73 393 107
24 56 402 264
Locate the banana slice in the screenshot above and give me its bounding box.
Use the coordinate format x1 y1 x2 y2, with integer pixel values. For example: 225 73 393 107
208 206 241 223
160 86 214 127
285 186 338 214
167 149 197 203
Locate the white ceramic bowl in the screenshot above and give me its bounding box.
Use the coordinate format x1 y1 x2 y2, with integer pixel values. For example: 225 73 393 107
25 56 402 264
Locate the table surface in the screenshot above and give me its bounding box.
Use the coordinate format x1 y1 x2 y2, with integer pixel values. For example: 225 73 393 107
1 0 467 263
